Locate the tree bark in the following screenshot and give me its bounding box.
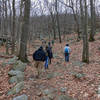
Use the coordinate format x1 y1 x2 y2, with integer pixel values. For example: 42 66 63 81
55 0 61 43
82 0 89 63
18 0 31 62
89 0 95 41
11 0 16 54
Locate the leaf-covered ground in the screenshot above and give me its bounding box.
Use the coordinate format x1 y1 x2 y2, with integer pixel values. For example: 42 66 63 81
0 33 100 100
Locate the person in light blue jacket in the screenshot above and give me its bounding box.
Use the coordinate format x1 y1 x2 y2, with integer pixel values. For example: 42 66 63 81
64 44 71 62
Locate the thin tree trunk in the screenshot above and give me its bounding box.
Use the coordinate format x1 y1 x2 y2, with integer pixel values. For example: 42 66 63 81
4 0 9 54
50 12 56 40
18 0 31 62
55 0 61 43
82 0 89 63
11 0 16 54
89 0 95 41
0 2 1 33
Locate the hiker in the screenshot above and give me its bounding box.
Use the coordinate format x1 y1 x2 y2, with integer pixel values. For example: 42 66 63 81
33 46 46 78
44 46 49 69
42 40 46 49
47 42 53 64
64 44 71 62
51 40 54 45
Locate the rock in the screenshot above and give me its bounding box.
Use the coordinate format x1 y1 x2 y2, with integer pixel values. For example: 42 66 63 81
98 86 100 94
72 61 85 68
7 56 18 65
53 53 58 58
13 60 27 72
8 70 24 84
43 89 52 96
46 73 54 79
9 76 18 84
1 62 8 67
7 82 24 95
37 92 42 97
40 97 50 100
9 73 24 84
47 72 62 79
8 70 24 77
72 72 85 79
42 88 57 96
60 87 67 93
48 94 55 100
57 95 74 100
13 94 28 100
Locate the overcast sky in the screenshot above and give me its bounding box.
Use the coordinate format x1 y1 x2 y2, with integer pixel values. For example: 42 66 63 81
14 0 100 16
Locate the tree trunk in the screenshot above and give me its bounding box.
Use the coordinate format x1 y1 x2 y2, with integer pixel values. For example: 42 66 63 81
50 12 56 40
11 0 16 54
18 0 31 62
71 6 80 41
55 0 61 43
0 2 1 33
8 0 12 35
82 0 89 63
4 0 9 54
89 0 95 41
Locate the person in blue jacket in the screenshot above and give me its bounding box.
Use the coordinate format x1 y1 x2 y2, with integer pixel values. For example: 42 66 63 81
64 44 71 62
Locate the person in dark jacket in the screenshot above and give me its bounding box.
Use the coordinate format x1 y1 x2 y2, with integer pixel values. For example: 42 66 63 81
33 46 46 78
47 42 53 64
44 46 49 69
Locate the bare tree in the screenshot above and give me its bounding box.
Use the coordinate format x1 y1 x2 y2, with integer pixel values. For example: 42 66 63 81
55 0 62 43
82 0 89 63
58 0 81 41
89 0 95 41
44 0 56 39
11 0 16 54
18 0 31 62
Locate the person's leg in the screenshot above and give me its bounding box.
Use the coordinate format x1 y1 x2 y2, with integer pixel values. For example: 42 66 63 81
49 58 51 64
38 61 43 78
65 54 67 62
46 57 49 69
34 61 39 78
66 53 69 62
45 57 49 69
45 57 47 69
39 61 44 78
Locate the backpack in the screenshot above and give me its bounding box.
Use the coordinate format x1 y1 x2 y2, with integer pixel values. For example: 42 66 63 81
33 49 46 61
64 47 69 53
47 46 53 58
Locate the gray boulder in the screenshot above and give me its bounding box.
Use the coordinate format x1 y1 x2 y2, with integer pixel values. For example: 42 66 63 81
13 94 28 100
60 87 67 93
2 62 8 67
7 56 18 65
40 97 50 100
8 70 24 77
72 61 85 68
8 70 24 84
9 74 24 84
9 76 18 84
58 95 74 100
47 72 62 79
42 88 57 96
13 60 27 72
48 94 55 100
7 82 24 95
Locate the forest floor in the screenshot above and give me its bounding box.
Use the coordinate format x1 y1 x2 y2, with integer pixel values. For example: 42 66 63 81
0 33 100 100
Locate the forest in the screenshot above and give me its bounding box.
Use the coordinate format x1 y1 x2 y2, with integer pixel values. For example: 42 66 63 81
0 0 100 100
